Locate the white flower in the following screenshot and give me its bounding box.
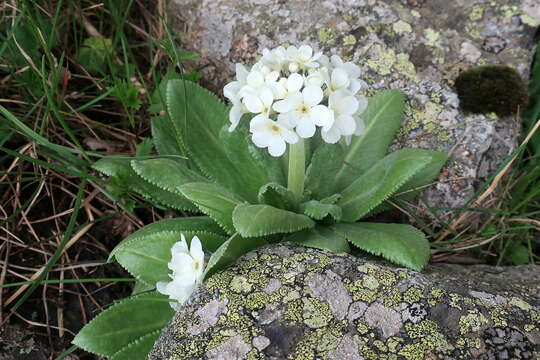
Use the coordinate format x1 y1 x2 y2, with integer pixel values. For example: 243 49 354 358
243 86 274 123
305 69 325 88
330 55 366 95
250 116 299 157
274 85 332 138
261 46 287 72
322 67 351 94
156 234 205 310
272 73 304 100
286 45 322 72
228 98 248 132
223 64 249 101
321 90 360 144
239 65 279 98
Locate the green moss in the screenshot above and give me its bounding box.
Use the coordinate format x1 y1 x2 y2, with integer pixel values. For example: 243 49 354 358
454 65 529 117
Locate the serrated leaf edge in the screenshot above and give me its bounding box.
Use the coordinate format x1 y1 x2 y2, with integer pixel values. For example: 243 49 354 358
340 153 431 221
130 159 194 196
130 181 195 211
301 201 342 221
232 204 315 237
111 229 222 259
335 90 404 186
336 224 429 271
110 329 162 360
165 80 232 186
72 292 167 357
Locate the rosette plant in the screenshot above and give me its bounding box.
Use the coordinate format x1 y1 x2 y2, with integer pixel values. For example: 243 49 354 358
73 45 447 359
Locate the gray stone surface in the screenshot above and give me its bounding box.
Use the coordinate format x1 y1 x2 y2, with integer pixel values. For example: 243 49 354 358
148 243 540 360
169 0 538 216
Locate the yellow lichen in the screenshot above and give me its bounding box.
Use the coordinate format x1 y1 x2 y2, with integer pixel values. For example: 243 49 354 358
469 5 485 21
343 34 357 46
424 28 442 48
403 285 425 304
318 27 337 45
393 20 412 34
458 310 488 334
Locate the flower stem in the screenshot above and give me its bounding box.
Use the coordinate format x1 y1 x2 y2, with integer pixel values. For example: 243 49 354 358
288 139 305 202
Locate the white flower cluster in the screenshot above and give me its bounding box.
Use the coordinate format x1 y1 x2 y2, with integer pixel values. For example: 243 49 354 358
156 234 205 310
224 45 368 156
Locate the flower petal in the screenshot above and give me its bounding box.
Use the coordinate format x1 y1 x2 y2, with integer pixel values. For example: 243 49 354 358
287 73 304 93
156 281 169 295
337 114 356 136
337 94 359 115
331 68 349 90
246 71 264 88
249 114 269 132
243 94 263 113
260 87 274 107
310 105 332 129
168 252 194 273
321 127 341 144
236 64 249 83
223 81 241 100
295 118 316 138
298 45 313 60
228 104 244 132
302 86 323 107
280 126 299 144
189 236 204 264
268 137 286 157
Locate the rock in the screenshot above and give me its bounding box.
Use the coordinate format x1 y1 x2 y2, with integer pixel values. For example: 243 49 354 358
169 0 538 215
149 243 540 359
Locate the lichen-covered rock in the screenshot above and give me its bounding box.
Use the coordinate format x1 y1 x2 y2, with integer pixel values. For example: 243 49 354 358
169 0 538 215
148 243 540 360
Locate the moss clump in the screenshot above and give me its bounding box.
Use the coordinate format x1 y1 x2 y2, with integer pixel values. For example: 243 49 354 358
454 65 529 117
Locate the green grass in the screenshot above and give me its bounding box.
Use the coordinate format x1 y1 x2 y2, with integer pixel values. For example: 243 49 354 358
0 1 197 358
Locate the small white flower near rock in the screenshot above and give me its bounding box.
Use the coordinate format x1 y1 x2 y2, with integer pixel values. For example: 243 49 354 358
157 234 206 310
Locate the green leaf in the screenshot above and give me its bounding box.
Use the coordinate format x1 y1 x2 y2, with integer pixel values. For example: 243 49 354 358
258 183 296 211
150 68 185 156
93 158 197 211
232 204 315 237
338 148 432 222
300 200 342 221
220 125 275 199
179 182 245 234
305 143 345 199
72 292 174 358
110 331 161 360
113 230 227 284
286 226 350 253
335 90 405 191
151 116 182 156
166 80 256 200
369 150 448 215
332 222 430 271
510 242 530 265
131 158 206 194
95 158 195 211
204 233 269 278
